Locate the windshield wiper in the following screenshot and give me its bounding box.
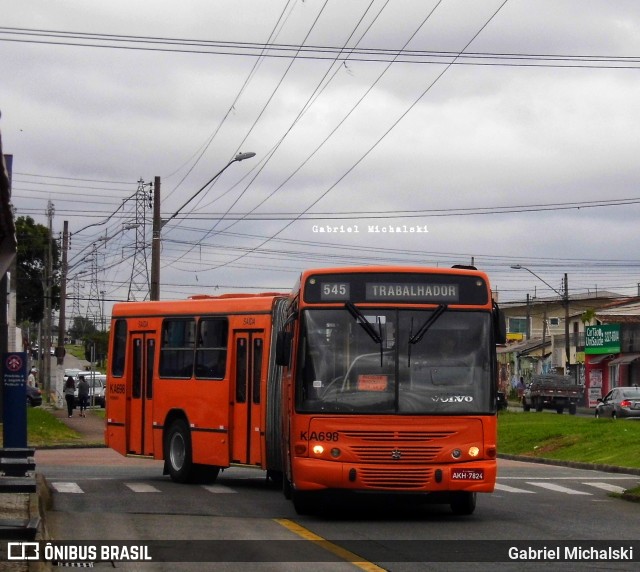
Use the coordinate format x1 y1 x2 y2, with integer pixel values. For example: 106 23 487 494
345 302 382 344
408 304 448 366
345 302 384 366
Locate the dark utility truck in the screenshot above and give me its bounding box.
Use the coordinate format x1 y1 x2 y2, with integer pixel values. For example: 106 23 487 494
522 374 584 415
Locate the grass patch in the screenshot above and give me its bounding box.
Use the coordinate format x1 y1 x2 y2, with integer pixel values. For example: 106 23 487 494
0 407 82 447
498 410 640 469
66 345 86 360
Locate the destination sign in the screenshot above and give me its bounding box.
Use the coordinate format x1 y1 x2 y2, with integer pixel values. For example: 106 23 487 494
366 283 459 302
304 272 488 305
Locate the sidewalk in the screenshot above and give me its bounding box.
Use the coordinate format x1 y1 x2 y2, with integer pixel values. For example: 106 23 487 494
47 405 106 447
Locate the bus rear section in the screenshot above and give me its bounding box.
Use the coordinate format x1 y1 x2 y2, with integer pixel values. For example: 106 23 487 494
105 294 288 483
278 266 505 515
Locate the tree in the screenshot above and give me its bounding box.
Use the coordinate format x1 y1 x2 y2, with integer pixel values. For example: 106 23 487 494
68 316 97 341
581 308 596 325
84 330 109 366
15 216 61 324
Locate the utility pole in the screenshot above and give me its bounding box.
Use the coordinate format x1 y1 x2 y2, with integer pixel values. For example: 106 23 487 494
541 305 547 375
563 272 570 376
150 176 161 301
43 200 54 398
56 220 69 365
525 293 531 340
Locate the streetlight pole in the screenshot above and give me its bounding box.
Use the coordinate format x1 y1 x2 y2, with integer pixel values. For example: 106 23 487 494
511 265 571 374
150 152 256 301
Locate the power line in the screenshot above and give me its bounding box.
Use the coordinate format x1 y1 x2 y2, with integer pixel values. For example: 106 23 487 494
2 26 640 69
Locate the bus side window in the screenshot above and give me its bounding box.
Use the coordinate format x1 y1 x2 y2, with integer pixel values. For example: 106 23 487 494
195 318 228 379
111 319 127 377
159 319 196 378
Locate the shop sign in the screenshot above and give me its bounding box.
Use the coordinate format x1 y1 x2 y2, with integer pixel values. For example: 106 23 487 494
585 324 621 354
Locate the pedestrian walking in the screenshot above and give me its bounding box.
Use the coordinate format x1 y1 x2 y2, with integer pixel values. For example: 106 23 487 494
77 375 89 417
64 376 76 417
27 367 37 388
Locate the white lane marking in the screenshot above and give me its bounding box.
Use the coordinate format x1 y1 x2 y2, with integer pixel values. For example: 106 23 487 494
494 483 535 494
51 482 84 494
583 482 626 494
125 483 161 493
527 481 592 495
202 484 237 494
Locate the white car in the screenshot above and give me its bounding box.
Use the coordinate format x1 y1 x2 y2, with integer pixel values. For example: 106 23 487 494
74 372 106 408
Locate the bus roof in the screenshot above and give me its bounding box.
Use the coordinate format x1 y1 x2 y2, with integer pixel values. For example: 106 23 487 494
297 265 490 280
111 292 286 318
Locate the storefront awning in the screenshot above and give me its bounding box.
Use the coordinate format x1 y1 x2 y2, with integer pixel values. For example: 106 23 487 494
608 353 640 366
588 354 613 365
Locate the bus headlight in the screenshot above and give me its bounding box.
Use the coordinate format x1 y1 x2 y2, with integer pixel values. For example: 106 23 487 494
468 446 480 457
451 448 462 459
330 448 341 458
312 445 324 455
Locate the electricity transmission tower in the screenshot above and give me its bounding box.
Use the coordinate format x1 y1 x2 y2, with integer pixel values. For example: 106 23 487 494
70 279 81 326
85 247 102 328
127 179 152 301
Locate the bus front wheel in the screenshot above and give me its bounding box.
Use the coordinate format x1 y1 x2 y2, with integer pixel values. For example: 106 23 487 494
292 490 320 515
165 419 194 483
450 492 476 516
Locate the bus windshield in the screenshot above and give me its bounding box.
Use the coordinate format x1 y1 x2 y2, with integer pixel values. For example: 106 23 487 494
296 307 493 414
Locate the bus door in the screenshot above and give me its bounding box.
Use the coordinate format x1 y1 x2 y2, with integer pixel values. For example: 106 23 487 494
128 332 156 456
231 330 265 466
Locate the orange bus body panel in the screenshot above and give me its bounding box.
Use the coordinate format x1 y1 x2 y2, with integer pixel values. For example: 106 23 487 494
106 294 283 472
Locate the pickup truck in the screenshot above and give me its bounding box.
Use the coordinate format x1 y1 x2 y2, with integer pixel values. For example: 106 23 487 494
522 374 584 415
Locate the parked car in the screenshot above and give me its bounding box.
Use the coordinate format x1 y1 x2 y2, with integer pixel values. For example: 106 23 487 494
595 386 640 419
496 391 508 411
64 368 81 379
27 385 42 407
74 373 106 408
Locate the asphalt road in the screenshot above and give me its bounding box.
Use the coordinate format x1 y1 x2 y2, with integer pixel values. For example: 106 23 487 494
35 449 640 571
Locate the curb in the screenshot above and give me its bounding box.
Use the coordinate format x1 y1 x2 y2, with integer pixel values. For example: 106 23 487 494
29 474 52 572
498 453 640 477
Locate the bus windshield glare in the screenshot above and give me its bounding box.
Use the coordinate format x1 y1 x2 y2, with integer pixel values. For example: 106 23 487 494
296 307 492 414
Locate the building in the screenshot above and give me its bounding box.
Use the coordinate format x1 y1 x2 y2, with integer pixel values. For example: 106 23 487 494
0 112 18 422
499 290 624 397
584 299 640 406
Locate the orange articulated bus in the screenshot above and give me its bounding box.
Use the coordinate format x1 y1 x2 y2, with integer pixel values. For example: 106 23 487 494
106 266 506 515
106 293 289 483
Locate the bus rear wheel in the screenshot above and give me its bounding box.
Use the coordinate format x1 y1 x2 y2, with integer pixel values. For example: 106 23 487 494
165 419 194 483
450 492 476 516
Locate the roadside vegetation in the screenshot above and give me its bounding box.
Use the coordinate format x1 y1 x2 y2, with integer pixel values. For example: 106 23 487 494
498 409 640 469
0 407 82 447
0 407 105 447
498 409 640 502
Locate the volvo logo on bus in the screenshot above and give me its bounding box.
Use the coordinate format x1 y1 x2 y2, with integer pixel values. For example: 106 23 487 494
391 449 402 460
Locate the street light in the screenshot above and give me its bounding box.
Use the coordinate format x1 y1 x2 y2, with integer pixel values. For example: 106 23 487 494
150 152 256 300
511 264 571 373
163 152 256 226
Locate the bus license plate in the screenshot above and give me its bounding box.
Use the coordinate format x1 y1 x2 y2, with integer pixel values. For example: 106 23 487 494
451 469 484 481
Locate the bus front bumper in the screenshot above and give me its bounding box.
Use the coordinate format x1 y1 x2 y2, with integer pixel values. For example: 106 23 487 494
292 457 496 493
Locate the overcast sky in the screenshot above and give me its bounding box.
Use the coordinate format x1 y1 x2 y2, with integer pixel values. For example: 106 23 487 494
2 0 640 322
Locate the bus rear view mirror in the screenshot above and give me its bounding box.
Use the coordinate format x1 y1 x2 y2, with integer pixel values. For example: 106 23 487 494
276 331 293 366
